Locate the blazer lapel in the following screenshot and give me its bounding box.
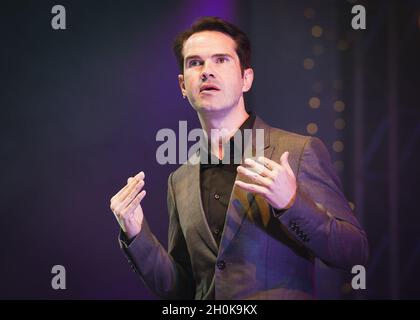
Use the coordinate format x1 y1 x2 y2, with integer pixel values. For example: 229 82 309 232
184 152 219 256
218 117 274 257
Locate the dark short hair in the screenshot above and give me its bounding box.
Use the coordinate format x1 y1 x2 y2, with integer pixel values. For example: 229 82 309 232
173 17 252 75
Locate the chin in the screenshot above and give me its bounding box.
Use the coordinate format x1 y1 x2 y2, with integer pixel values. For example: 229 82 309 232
194 101 229 113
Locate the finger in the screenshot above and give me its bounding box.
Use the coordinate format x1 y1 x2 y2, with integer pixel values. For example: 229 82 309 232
237 166 272 187
280 151 288 166
136 171 145 179
118 180 145 212
113 182 131 201
125 190 146 216
114 172 143 200
117 178 140 202
116 180 133 198
127 171 145 184
119 172 145 200
279 152 294 176
111 172 145 213
257 156 280 171
234 180 267 196
113 180 142 217
244 158 275 178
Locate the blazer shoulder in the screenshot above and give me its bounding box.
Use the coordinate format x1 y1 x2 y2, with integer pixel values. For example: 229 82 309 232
266 125 333 174
270 127 310 141
269 126 312 152
255 115 314 150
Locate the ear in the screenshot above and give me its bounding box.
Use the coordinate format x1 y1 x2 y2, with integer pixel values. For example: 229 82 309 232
178 74 187 98
242 68 254 93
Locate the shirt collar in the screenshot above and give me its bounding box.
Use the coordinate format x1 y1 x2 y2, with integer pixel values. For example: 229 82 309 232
201 112 256 167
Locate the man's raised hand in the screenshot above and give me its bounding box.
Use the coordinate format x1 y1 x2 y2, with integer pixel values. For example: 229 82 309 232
110 171 146 239
235 152 297 210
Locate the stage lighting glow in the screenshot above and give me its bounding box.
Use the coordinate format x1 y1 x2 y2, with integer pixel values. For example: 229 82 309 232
311 25 323 38
306 123 318 135
303 58 315 70
333 140 344 152
334 100 345 112
303 8 315 19
309 97 320 109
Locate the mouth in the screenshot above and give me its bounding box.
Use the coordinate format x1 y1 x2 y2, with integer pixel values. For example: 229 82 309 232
200 84 220 93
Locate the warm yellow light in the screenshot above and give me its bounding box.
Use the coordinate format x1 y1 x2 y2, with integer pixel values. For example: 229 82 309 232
306 123 318 135
303 58 314 70
309 97 320 109
333 141 344 152
334 100 345 112
304 8 315 19
311 25 323 38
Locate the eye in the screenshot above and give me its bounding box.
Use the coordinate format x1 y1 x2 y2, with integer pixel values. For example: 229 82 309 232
188 59 202 67
216 57 228 63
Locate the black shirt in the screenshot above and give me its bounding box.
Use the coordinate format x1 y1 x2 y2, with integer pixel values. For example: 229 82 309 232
200 113 256 248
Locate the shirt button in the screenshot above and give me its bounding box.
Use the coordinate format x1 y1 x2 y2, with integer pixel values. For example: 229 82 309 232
213 228 220 236
216 260 226 270
214 193 220 200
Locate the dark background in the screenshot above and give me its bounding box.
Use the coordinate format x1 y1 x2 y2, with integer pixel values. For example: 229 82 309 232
1 0 419 299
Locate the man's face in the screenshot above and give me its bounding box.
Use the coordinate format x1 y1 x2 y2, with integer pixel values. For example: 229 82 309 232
178 31 253 114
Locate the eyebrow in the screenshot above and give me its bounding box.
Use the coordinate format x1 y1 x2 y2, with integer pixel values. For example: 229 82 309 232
185 53 235 63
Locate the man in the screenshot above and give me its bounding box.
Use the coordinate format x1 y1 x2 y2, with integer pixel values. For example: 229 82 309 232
110 17 369 300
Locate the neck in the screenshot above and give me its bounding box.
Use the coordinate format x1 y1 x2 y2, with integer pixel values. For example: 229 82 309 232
198 98 249 141
197 97 249 158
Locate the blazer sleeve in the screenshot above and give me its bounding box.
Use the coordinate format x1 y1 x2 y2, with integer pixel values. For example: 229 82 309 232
118 172 195 299
275 136 369 269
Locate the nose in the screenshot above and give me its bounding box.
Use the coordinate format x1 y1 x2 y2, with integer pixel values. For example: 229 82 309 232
200 61 215 81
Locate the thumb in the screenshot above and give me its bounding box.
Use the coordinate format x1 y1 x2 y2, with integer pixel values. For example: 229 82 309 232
280 151 289 166
280 151 294 175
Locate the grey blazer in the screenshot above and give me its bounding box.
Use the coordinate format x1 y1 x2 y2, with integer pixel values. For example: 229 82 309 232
119 115 369 299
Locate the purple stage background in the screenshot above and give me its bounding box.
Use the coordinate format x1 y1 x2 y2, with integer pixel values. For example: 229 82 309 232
0 0 419 299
